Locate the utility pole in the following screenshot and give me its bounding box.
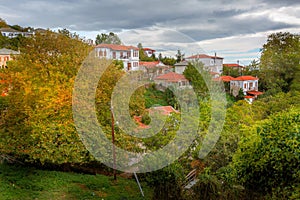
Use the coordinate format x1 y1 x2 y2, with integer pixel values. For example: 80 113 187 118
111 105 117 180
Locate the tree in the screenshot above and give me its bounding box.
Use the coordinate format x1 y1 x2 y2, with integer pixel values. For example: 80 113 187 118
183 62 209 99
175 49 184 63
232 107 300 197
0 30 93 164
95 32 122 45
259 32 300 93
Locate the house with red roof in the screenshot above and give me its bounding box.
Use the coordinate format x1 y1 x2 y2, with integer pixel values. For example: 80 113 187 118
186 53 223 74
95 44 139 71
154 72 190 89
143 48 156 57
139 61 172 80
223 63 245 72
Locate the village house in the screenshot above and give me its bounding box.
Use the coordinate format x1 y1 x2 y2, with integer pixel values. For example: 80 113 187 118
0 27 34 38
185 53 223 74
139 61 172 80
143 48 156 57
223 63 245 73
154 71 191 90
215 75 263 103
95 43 139 71
0 48 20 69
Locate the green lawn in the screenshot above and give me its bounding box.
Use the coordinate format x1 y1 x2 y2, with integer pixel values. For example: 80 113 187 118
0 163 152 200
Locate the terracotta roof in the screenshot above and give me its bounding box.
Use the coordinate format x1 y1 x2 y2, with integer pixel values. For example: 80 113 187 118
186 54 223 60
214 76 234 82
139 61 160 68
232 76 258 81
244 96 254 99
95 44 138 51
133 116 150 129
154 72 188 82
247 91 264 96
143 48 155 51
223 63 244 68
149 106 179 116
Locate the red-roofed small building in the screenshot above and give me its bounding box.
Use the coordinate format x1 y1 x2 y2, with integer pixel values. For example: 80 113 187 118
143 48 156 57
154 72 190 89
139 61 172 80
95 44 139 71
223 63 245 72
230 76 259 96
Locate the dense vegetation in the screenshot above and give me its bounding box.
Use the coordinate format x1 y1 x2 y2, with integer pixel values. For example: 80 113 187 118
0 22 299 200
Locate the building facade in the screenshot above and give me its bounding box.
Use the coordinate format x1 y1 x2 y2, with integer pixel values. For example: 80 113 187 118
186 54 223 74
95 44 139 71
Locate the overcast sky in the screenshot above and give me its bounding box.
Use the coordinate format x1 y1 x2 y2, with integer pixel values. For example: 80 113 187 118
1 0 300 65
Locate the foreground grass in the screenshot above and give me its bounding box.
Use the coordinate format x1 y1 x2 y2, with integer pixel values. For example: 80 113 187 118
0 163 152 200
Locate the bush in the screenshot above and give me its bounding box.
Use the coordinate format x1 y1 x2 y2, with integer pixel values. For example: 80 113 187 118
232 107 300 197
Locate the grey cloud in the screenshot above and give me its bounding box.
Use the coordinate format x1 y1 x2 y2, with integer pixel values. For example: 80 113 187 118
1 0 300 41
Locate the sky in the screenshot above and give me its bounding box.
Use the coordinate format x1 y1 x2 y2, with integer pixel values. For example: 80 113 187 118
1 0 300 65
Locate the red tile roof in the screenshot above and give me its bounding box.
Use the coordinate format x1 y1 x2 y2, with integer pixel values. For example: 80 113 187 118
139 61 160 68
223 63 244 68
143 48 155 52
154 72 188 82
244 96 254 99
133 116 150 129
186 54 223 59
214 76 234 82
232 76 258 81
247 91 264 96
95 44 139 51
149 106 179 116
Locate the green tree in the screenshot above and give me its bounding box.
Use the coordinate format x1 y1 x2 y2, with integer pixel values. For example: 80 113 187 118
95 32 122 45
259 32 300 93
232 107 300 198
175 49 184 63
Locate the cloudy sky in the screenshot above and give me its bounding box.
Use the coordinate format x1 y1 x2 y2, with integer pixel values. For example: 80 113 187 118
1 0 300 65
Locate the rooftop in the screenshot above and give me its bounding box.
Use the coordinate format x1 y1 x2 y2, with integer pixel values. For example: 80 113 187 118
186 54 223 60
154 72 188 82
95 43 139 51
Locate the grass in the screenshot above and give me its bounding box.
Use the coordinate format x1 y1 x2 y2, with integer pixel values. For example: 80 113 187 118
0 163 152 200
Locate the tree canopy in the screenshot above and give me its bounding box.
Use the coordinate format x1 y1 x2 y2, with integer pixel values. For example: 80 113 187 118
95 32 122 45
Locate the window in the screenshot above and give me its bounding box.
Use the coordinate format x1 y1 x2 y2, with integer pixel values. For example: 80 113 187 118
244 83 247 89
99 50 103 57
104 50 107 57
249 82 253 88
133 51 138 57
120 52 123 58
113 52 116 59
127 52 131 58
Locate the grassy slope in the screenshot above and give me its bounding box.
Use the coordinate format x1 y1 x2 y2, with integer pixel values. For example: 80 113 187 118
0 163 152 200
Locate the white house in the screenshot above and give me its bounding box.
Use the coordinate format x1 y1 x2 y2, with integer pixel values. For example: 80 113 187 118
0 27 34 38
186 54 223 74
95 44 139 71
230 76 259 96
143 48 156 57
